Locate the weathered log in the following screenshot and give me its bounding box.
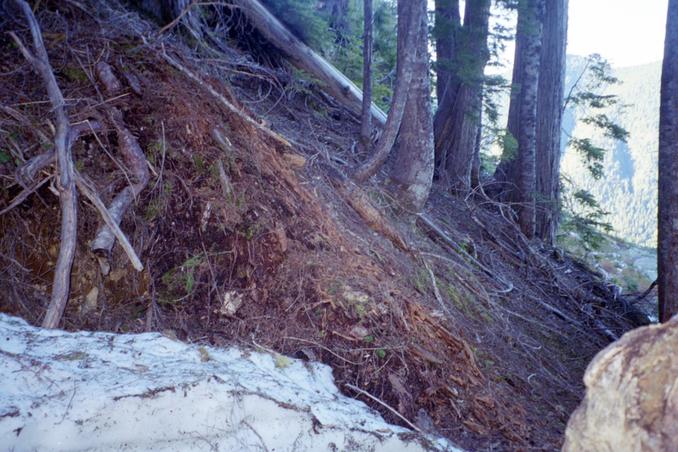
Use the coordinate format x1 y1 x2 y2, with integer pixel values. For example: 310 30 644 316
231 0 386 126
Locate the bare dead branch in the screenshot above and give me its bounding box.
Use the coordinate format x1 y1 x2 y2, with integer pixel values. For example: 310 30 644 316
10 1 78 329
161 50 292 149
75 173 143 271
344 383 422 434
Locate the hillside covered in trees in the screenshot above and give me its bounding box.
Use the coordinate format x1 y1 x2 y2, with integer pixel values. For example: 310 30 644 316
1 0 677 450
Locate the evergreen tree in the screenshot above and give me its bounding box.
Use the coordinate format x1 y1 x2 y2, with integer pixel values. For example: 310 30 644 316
494 0 545 238
352 0 421 183
360 0 374 151
389 0 435 210
434 0 492 191
658 0 678 322
535 0 568 245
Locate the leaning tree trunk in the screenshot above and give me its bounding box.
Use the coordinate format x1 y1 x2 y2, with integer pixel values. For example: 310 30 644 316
658 0 678 322
231 0 387 126
359 0 373 151
535 0 568 245
436 0 490 191
494 0 544 238
389 0 434 211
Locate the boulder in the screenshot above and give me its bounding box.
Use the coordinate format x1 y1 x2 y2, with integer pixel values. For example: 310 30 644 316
563 316 678 451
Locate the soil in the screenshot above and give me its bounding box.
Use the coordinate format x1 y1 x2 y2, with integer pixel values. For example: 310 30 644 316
0 2 641 450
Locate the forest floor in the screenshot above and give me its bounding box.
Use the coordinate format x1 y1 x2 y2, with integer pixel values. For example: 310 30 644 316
0 2 647 450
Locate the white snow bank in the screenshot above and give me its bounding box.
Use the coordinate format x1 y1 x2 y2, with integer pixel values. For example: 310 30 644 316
0 314 459 451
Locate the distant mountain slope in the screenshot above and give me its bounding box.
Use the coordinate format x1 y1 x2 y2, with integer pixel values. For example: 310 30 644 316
560 59 661 247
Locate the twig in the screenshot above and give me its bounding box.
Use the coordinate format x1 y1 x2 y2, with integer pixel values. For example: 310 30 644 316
283 336 364 366
158 1 239 35
344 383 422 434
10 1 77 329
422 259 447 314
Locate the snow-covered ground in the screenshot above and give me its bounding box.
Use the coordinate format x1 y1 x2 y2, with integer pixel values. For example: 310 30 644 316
0 314 458 451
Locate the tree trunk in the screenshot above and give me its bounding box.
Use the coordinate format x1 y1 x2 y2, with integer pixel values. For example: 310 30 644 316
433 0 461 105
494 0 544 238
433 0 460 174
471 99 482 189
360 0 373 151
658 0 678 322
389 0 434 211
352 0 420 183
535 0 568 245
231 0 387 126
434 0 490 190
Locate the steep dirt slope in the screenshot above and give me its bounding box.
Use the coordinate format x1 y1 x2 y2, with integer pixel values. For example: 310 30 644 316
0 2 639 449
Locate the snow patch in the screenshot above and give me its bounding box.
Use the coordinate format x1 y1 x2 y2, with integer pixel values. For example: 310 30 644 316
0 314 459 451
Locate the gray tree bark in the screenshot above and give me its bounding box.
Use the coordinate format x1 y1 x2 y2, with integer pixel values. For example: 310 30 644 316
658 0 678 322
434 0 491 191
389 0 434 211
359 0 373 151
535 0 568 245
494 0 544 238
352 0 420 183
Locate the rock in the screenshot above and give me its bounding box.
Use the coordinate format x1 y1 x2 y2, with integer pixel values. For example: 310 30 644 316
563 316 678 451
0 314 459 451
216 290 244 317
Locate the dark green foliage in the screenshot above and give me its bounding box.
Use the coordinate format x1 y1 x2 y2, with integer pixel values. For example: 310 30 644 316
568 138 605 179
561 177 612 250
562 54 629 239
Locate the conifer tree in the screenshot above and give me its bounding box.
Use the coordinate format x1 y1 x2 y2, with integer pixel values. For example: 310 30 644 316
494 0 545 238
658 0 678 322
360 0 374 151
535 0 568 244
434 0 491 191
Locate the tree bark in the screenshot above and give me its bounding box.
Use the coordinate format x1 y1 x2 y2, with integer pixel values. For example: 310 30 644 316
535 0 568 245
433 0 461 105
351 0 420 183
658 0 678 322
471 100 482 189
494 0 544 238
389 0 434 211
435 0 490 191
231 0 387 126
433 0 461 174
359 0 373 151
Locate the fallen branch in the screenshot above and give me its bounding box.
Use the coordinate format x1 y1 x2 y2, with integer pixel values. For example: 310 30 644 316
14 121 102 187
75 173 143 271
0 175 52 216
10 1 77 329
422 259 448 314
90 104 149 271
161 50 292 149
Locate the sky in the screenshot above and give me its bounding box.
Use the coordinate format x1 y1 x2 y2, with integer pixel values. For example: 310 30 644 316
567 0 668 67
